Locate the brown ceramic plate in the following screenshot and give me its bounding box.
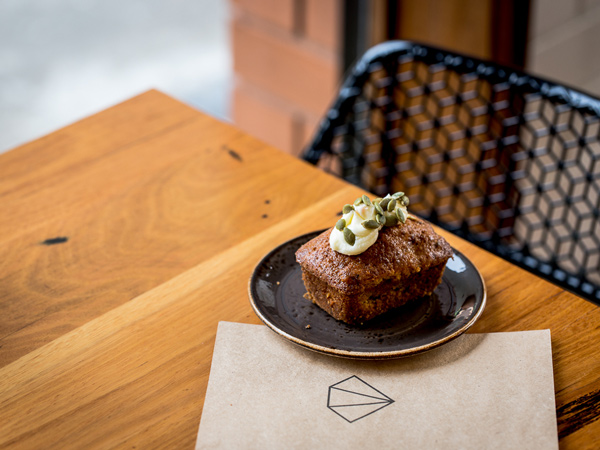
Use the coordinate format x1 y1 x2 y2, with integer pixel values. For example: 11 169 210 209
249 229 486 360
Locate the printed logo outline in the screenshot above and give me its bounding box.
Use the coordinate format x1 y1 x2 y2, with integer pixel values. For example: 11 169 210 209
327 375 394 423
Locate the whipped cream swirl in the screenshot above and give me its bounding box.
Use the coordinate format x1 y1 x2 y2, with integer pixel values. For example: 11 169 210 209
330 193 409 256
330 203 379 255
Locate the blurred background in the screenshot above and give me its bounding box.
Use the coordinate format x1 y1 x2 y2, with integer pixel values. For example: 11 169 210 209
2 0 600 155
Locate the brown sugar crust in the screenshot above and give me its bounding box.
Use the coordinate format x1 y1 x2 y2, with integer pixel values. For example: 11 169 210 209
295 219 453 324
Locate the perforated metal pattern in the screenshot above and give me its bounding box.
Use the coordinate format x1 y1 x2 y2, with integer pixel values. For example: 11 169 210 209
305 41 600 304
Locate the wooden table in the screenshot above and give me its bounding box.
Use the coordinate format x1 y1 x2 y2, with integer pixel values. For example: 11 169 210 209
0 90 598 449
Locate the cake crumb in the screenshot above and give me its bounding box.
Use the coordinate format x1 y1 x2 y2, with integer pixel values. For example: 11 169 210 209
305 324 311 329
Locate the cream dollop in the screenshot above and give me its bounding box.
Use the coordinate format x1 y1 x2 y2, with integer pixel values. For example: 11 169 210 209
330 203 379 255
329 194 410 256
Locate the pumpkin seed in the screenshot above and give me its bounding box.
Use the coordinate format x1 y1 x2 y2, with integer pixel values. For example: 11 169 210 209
362 219 379 229
377 214 386 225
402 196 410 206
392 191 404 198
336 218 346 231
354 197 363 205
374 203 384 215
380 197 390 210
385 213 398 227
343 227 356 245
387 198 396 211
362 194 372 206
342 204 354 214
396 208 407 223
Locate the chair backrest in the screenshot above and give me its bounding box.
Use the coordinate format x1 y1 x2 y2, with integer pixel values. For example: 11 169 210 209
304 41 600 305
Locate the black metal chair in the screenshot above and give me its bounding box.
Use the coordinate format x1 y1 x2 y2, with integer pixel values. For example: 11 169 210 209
304 41 600 305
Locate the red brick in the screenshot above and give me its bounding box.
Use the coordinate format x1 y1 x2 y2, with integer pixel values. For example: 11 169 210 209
233 0 296 31
232 18 340 117
232 83 296 154
305 0 342 52
300 111 322 151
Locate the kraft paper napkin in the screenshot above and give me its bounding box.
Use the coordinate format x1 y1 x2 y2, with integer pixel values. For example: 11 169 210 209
196 322 558 449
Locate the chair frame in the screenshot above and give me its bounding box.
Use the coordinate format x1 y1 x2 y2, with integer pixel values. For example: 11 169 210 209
304 41 600 305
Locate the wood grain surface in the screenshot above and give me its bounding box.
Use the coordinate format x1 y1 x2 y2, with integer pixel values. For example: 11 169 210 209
0 90 598 449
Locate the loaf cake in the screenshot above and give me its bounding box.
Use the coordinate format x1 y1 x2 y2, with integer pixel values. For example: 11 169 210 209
295 193 453 325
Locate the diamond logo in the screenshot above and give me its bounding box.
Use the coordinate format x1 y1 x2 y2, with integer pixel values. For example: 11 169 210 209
327 375 394 423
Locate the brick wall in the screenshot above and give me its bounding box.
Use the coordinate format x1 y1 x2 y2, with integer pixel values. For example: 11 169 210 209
230 0 342 155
